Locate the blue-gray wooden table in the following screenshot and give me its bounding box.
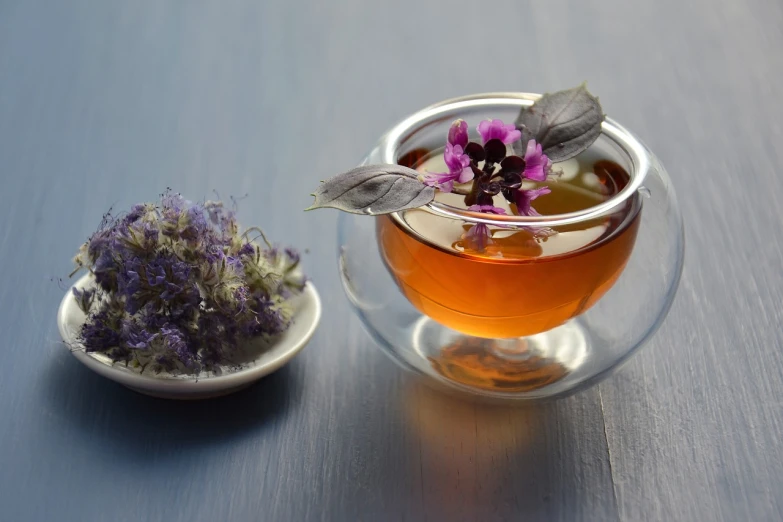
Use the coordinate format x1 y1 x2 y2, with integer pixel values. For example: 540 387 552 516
2 1 782 521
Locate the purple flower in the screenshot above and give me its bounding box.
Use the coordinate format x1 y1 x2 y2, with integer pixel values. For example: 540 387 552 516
118 261 143 314
239 242 255 257
161 192 186 214
91 252 114 291
142 222 159 244
444 143 471 177
243 296 288 336
87 231 111 260
171 261 191 281
80 311 120 352
161 325 195 367
523 140 551 181
226 256 243 272
159 261 192 301
117 257 141 297
72 190 307 374
422 143 474 192
122 204 147 226
181 204 208 241
514 186 552 216
422 171 458 192
477 119 521 145
121 320 157 350
146 263 166 287
447 119 469 148
234 286 250 313
72 287 96 313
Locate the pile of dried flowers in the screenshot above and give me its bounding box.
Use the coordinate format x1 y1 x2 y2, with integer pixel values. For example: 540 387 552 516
70 191 304 374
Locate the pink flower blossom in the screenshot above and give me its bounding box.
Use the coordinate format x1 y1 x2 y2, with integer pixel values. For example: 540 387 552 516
514 186 551 216
447 119 469 148
522 139 551 181
477 119 522 145
422 143 473 192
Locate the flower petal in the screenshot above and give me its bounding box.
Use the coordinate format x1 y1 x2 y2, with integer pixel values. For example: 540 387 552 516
478 119 521 145
456 167 475 184
448 119 469 148
502 127 522 145
523 139 551 181
422 171 457 192
514 186 551 216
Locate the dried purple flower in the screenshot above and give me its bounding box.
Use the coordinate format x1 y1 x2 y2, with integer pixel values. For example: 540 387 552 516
69 190 306 375
121 320 157 350
81 310 121 353
239 242 255 257
72 287 96 314
160 325 194 367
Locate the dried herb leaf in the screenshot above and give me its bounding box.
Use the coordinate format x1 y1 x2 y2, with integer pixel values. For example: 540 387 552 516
514 84 604 163
307 165 435 215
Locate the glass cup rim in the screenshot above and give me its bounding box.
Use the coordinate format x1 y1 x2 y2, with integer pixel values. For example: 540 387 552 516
374 92 650 227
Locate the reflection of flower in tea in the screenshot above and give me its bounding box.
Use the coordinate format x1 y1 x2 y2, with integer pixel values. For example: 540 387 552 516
460 204 507 251
514 186 552 217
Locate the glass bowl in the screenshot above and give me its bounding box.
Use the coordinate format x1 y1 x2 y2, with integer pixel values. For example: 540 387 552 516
337 93 684 400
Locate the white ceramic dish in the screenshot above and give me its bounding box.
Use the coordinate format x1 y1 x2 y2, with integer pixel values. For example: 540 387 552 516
57 273 321 399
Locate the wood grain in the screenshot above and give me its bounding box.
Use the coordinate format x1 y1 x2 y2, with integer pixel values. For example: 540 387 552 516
0 0 781 520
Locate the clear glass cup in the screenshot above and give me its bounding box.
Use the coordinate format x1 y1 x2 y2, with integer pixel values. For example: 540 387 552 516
337 93 684 400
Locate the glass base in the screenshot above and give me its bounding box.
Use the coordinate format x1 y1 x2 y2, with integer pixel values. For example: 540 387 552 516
410 317 589 397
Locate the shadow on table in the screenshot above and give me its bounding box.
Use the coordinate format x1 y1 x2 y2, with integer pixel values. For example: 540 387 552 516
41 349 301 462
408 383 612 520
320 355 617 521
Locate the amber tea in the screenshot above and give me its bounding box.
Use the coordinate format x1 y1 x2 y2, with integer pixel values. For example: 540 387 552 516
378 147 641 339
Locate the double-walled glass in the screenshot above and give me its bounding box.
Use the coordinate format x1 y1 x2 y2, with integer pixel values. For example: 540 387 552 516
338 93 684 400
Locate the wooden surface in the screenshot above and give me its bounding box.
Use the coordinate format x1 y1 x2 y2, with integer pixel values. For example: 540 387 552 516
1 1 782 520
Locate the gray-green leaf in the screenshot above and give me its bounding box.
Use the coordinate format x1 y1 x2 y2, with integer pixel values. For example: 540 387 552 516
514 84 604 163
307 165 435 215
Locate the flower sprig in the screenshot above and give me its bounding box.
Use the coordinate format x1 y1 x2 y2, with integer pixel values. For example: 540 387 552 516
419 118 556 248
423 118 553 210
70 191 305 374
308 84 604 246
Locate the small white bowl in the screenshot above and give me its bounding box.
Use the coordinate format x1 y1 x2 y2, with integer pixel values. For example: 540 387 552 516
57 273 321 399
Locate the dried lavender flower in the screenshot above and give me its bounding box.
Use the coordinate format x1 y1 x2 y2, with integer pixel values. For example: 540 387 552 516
70 190 306 375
